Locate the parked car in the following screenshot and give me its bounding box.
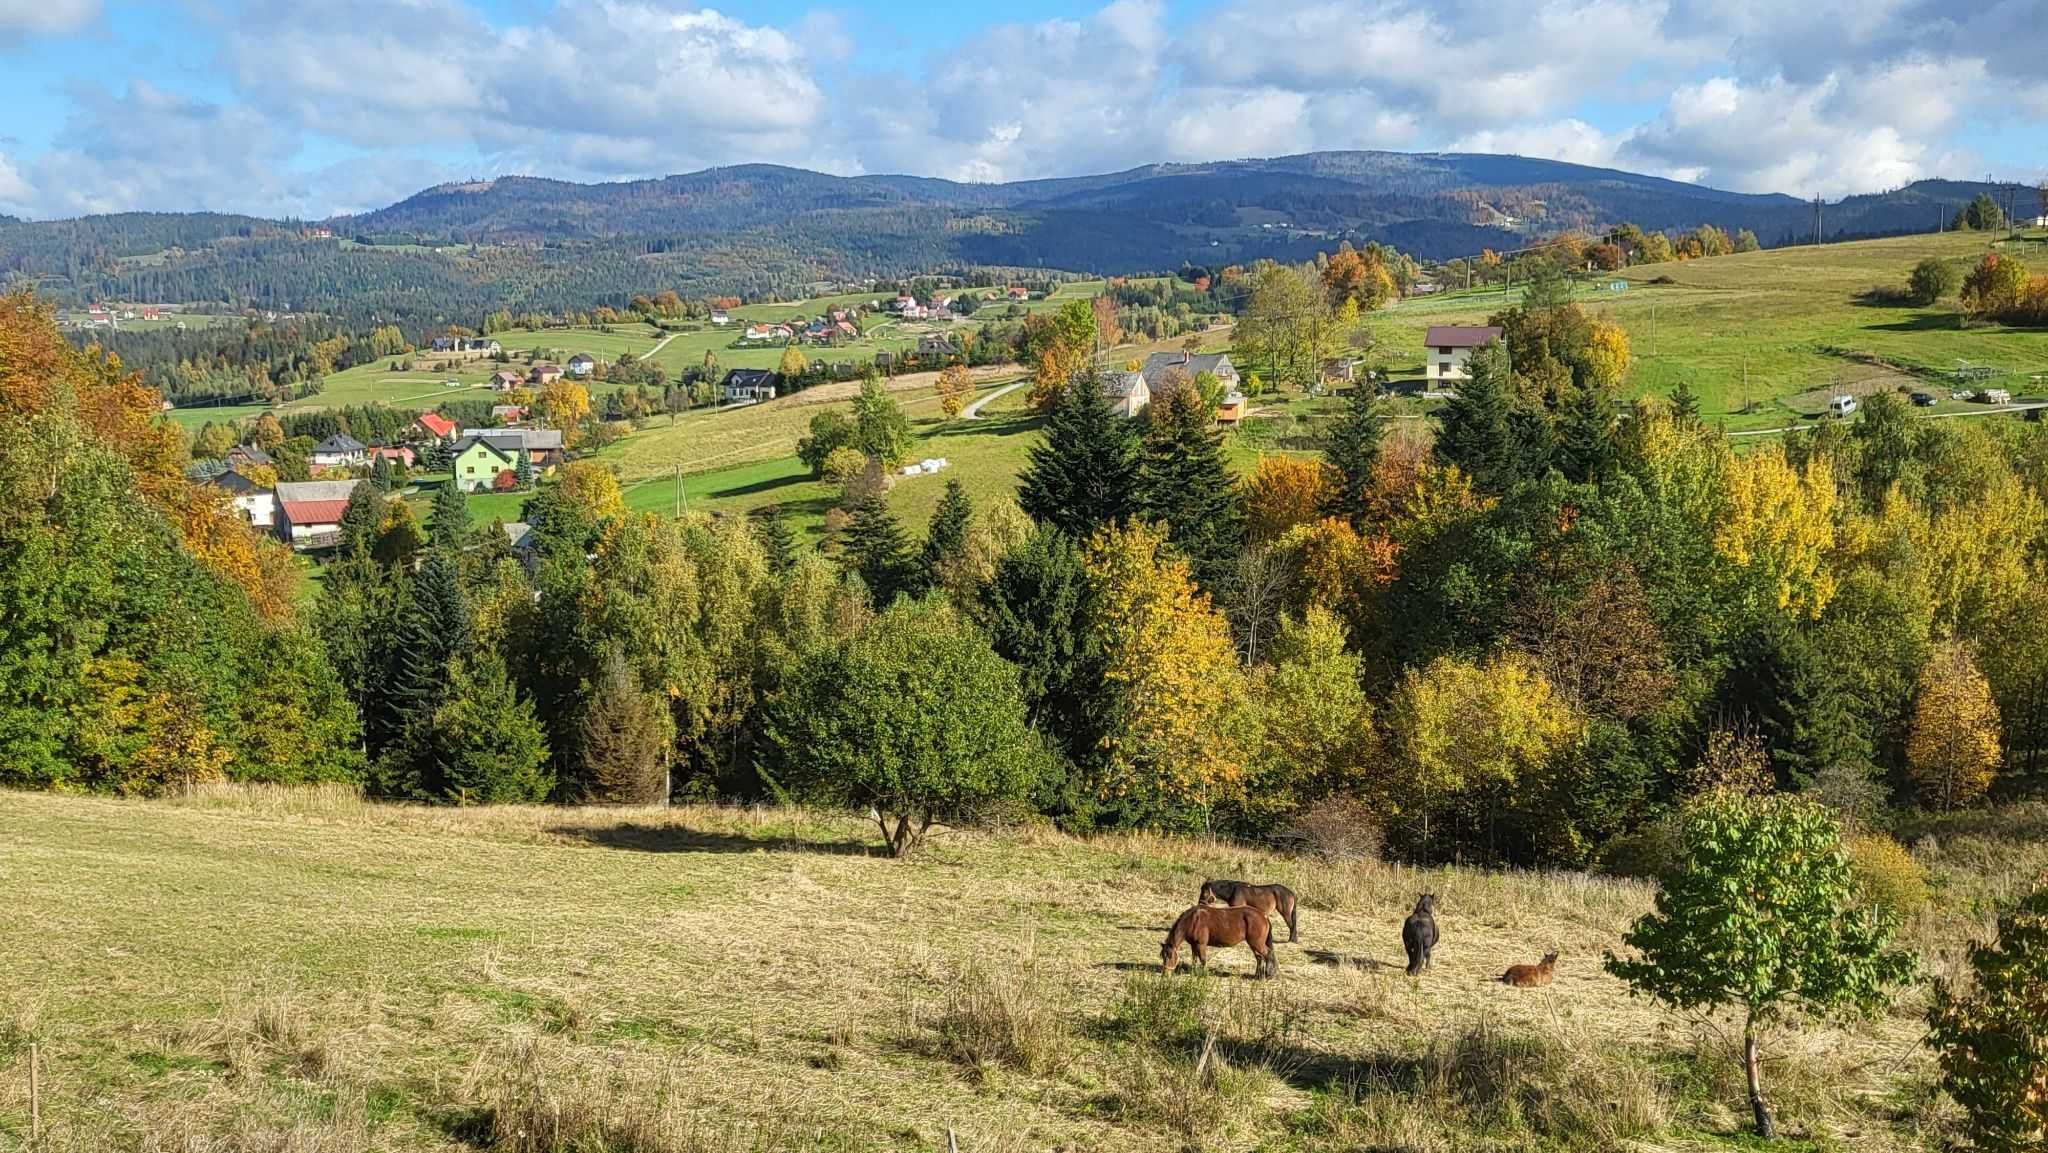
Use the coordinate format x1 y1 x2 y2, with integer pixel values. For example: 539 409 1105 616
1982 389 2012 405
1828 394 1858 418
1910 391 1937 407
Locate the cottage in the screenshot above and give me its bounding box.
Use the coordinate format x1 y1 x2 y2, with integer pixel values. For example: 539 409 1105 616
490 370 525 392
1007 286 1030 300
710 309 731 326
368 446 416 469
413 412 459 443
722 368 778 404
1104 370 1151 419
210 469 277 528
918 334 961 357
310 433 367 469
431 336 459 353
567 354 596 378
490 404 530 425
1139 351 1240 392
528 363 563 386
274 480 361 549
1214 390 1248 425
1423 326 1504 383
225 442 274 472
468 338 501 356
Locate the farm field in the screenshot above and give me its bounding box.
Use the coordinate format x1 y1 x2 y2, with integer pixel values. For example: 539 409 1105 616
1 787 2033 1152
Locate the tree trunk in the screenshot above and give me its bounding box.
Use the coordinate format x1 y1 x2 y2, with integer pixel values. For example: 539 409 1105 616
1744 1016 1775 1139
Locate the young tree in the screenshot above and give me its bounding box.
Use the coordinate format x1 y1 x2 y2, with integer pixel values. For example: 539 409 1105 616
1017 371 1141 540
797 409 857 477
1606 792 1915 1139
579 653 673 804
768 599 1045 856
1242 607 1376 831
921 478 973 583
430 654 551 804
1320 381 1387 525
776 343 808 381
1136 378 1244 591
840 490 919 607
1908 257 1960 306
1243 455 1330 542
852 375 912 466
1928 878 2048 1152
429 483 473 552
1905 641 2002 810
1432 341 1519 494
935 364 975 418
751 503 796 574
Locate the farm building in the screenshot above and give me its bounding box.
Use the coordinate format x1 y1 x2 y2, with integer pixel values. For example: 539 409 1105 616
1104 370 1150 418
274 480 360 550
209 470 276 529
722 368 778 404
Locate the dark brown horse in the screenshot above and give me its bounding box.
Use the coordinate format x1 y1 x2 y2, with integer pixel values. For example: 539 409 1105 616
1162 905 1276 978
1198 879 1300 943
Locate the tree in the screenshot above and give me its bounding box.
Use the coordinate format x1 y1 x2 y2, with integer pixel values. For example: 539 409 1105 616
579 653 673 804
776 343 808 381
553 460 626 523
767 599 1045 856
751 504 796 574
1320 381 1386 525
1905 641 2001 810
1669 380 1702 425
983 526 1100 769
430 483 473 552
1850 390 1914 505
921 478 972 583
1432 341 1519 494
1136 377 1245 591
1955 192 2006 232
370 453 398 493
1928 878 2048 1152
251 412 285 451
337 483 387 559
1243 455 1329 542
1605 792 1914 1139
797 410 856 477
1242 607 1376 832
852 375 912 466
537 378 591 434
1017 371 1141 540
1734 229 1761 253
430 654 551 804
840 491 919 607
935 364 975 418
1023 299 1096 409
1960 253 2029 316
1908 257 1960 306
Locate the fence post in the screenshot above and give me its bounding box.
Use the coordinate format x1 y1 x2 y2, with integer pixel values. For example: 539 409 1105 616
29 1041 40 1144
945 1128 958 1153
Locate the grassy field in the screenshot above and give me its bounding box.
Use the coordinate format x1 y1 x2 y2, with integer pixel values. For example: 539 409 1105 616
0 786 2035 1151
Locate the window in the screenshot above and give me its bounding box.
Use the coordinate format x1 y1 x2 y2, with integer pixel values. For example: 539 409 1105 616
464 466 474 475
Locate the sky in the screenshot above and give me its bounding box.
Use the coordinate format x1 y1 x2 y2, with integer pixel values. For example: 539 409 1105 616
1 0 2044 221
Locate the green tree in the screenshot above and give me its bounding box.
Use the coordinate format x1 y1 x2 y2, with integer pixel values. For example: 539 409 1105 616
370 453 398 493
337 483 386 560
1241 607 1375 833
797 410 856 476
1734 229 1761 253
1668 379 1702 425
1605 792 1914 1139
921 479 973 585
768 599 1046 856
983 526 1101 774
1928 879 2048 1152
430 654 551 803
1136 379 1245 591
1320 379 1387 525
1555 382 1617 484
430 483 473 552
579 653 673 804
853 375 912 465
1018 371 1142 540
1432 341 1519 493
1908 257 1960 306
840 491 920 607
1955 193 2005 232
1521 263 1574 310
751 503 796 574
1850 391 1914 505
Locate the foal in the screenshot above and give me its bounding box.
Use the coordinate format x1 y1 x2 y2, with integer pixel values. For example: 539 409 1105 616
1161 905 1277 978
1198 879 1300 943
1500 952 1559 987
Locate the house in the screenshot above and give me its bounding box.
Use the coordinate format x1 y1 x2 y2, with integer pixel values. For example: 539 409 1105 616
567 354 596 378
226 442 274 472
1140 351 1240 392
369 446 416 469
723 368 778 404
528 363 563 386
835 320 858 339
490 370 525 392
1321 357 1363 384
430 336 459 353
310 433 368 469
210 470 276 528
490 404 530 424
274 480 361 549
710 309 731 326
1007 286 1030 300
1104 370 1151 418
413 412 459 443
1423 326 1504 383
874 351 895 372
918 334 961 357
451 436 520 493
893 294 916 312
1214 390 1248 425
468 338 501 355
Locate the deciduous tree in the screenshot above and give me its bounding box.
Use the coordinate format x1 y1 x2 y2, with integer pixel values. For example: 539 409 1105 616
1906 641 2001 810
1929 878 2048 1152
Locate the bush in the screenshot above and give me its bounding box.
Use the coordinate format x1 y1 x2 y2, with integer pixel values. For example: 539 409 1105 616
1846 833 1929 921
930 963 1069 1080
1598 819 1679 880
1929 878 2048 1152
1280 793 1384 861
1909 257 1960 306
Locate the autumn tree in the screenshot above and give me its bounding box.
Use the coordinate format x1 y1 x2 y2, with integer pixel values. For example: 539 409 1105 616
1906 641 2001 810
1240 607 1376 833
797 409 856 477
537 378 591 435
1929 878 2048 1152
1960 253 2028 316
1714 442 1837 619
1024 299 1096 409
579 653 673 804
776 343 808 380
852 375 912 466
935 364 975 418
552 459 627 523
1607 792 1914 1139
1242 455 1329 542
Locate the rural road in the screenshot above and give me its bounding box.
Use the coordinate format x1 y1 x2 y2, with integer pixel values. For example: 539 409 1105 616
1728 401 2048 437
647 329 684 359
963 379 1028 418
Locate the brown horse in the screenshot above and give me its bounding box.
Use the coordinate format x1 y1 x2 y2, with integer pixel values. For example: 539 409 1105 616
1161 905 1276 978
1198 879 1300 943
1500 952 1559 987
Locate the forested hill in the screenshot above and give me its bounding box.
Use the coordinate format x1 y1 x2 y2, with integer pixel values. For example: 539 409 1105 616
0 150 2022 323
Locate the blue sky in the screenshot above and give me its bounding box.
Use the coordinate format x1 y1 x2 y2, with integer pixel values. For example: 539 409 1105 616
2 0 2044 220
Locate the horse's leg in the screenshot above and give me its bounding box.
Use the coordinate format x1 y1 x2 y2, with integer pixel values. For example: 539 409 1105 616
1192 940 1208 972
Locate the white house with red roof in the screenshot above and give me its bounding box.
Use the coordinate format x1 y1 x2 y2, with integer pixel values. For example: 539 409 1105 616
274 480 361 550
413 412 459 443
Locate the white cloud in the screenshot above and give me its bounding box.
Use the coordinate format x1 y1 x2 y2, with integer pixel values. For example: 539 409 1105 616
0 151 32 211
1451 119 1621 169
0 0 96 38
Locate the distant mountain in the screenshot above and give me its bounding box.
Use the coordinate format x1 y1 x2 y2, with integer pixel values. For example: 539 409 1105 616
0 151 2022 324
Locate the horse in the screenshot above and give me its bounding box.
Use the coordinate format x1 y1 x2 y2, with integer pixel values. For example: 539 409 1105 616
1161 905 1276 978
1198 879 1300 943
1500 952 1559 987
1402 894 1438 977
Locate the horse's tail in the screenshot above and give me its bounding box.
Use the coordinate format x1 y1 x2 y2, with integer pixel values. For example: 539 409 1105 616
1280 886 1300 941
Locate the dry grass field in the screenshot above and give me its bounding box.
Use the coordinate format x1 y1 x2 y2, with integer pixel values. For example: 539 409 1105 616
2 787 2039 1152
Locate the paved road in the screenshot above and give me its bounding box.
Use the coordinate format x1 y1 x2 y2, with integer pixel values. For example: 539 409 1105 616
962 379 1029 419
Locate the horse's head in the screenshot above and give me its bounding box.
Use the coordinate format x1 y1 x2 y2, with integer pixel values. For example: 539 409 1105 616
1415 893 1436 916
1198 880 1222 905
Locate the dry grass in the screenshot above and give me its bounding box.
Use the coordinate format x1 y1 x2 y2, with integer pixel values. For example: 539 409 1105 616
0 785 1999 1151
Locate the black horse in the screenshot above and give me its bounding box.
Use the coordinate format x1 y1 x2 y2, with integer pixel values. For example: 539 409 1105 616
1402 894 1438 976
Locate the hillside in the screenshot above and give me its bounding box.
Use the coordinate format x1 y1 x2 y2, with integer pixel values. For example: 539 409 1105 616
3 786 2036 1151
1 151 2028 322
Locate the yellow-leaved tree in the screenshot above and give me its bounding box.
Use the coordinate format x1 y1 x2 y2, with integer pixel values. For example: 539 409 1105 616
1242 454 1330 541
1906 641 2001 810
1909 473 2042 641
1582 315 1631 390
1714 442 1837 619
935 364 975 418
538 378 591 440
1086 521 1256 830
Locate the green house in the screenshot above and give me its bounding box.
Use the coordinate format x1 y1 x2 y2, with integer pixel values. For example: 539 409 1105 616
453 435 519 492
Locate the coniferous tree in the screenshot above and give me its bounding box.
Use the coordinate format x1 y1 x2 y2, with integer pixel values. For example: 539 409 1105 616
1669 379 1703 425
579 654 673 803
840 491 919 607
921 479 973 581
430 483 473 552
371 453 398 493
752 503 796 573
983 527 1101 775
431 653 551 803
1136 380 1244 591
1017 371 1141 540
1321 380 1387 524
337 483 387 559
1433 342 1518 494
1556 384 1618 484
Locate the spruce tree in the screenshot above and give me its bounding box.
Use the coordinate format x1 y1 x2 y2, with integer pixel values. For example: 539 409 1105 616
921 479 973 581
1670 379 1703 425
751 503 797 573
337 483 387 560
1017 370 1141 540
1433 342 1519 494
1321 381 1388 524
983 527 1100 771
580 654 672 803
1555 384 1618 484
514 453 536 488
431 653 552 804
840 491 919 606
1136 382 1244 591
430 483 473 552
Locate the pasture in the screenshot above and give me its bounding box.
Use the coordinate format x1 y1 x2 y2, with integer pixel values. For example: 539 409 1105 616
1 786 2034 1151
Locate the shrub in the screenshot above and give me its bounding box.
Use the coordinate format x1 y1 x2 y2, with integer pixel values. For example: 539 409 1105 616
1929 878 2048 1152
930 963 1070 1080
1908 257 1961 306
1846 833 1929 921
1280 793 1384 862
1597 819 1679 880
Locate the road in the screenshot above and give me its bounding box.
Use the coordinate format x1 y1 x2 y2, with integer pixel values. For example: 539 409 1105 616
962 379 1029 419
1728 401 2047 437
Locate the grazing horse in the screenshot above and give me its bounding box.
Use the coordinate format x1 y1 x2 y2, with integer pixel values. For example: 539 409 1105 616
1198 879 1300 943
1402 894 1438 977
1500 952 1559 987
1161 905 1276 978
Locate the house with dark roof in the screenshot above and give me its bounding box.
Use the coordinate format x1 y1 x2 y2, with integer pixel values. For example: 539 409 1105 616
452 436 519 492
917 334 962 358
211 469 277 528
1423 325 1504 383
722 368 778 404
567 354 596 378
490 370 525 392
274 480 360 549
226 443 274 471
310 433 367 469
1139 351 1239 391
528 363 563 386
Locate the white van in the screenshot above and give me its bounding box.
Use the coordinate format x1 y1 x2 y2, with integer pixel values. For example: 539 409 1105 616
1828 395 1858 418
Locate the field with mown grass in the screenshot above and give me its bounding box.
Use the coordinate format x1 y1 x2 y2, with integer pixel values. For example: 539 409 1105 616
1 786 2039 1152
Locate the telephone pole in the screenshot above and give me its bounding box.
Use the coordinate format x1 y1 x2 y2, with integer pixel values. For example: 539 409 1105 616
1812 195 1823 246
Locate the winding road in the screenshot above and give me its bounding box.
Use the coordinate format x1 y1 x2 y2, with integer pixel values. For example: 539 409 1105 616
962 378 1028 419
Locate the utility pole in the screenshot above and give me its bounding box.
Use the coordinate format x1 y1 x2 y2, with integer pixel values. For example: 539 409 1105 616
1813 195 1823 247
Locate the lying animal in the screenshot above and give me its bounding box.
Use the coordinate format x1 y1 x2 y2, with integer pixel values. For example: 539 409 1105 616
1198 879 1300 943
1500 952 1559 987
1402 894 1438 977
1162 904 1277 978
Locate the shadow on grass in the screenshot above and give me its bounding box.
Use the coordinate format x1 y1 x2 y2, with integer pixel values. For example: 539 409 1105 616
1306 949 1400 972
707 472 810 499
547 822 877 857
922 413 1044 440
1864 312 1968 333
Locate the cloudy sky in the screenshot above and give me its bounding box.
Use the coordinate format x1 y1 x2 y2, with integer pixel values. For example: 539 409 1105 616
1 0 2043 220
